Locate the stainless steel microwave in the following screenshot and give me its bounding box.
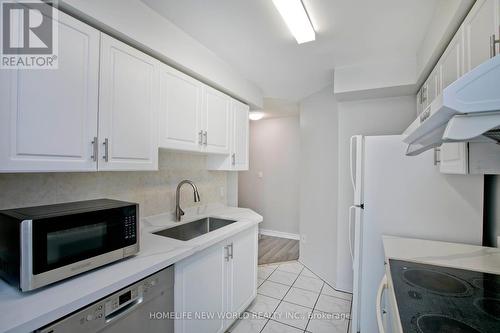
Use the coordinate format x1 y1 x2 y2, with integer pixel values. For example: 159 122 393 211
0 199 139 292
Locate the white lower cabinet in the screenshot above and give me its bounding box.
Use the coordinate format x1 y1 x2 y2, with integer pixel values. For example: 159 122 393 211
175 226 258 333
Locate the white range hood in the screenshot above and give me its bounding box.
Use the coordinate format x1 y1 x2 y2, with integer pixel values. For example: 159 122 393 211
403 55 500 156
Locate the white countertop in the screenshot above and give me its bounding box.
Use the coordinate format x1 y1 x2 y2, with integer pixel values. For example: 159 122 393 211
383 235 500 274
0 205 262 333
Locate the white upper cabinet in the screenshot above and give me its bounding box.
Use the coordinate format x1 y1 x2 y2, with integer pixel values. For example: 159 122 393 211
0 10 100 172
440 27 464 89
159 65 203 152
463 0 500 72
232 100 250 170
207 99 250 171
203 86 231 154
439 143 469 174
426 68 441 104
98 34 159 171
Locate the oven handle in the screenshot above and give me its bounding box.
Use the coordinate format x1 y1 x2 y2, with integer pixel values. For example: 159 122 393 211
105 297 143 324
376 274 388 333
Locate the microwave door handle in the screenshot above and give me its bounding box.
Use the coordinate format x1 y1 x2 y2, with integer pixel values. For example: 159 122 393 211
350 136 356 192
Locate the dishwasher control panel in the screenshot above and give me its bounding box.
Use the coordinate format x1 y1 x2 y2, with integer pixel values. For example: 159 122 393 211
35 266 174 333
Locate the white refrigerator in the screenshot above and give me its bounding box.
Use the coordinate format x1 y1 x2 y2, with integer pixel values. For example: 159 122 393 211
348 135 484 333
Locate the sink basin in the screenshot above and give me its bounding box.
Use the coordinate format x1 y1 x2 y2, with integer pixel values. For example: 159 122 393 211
153 217 237 241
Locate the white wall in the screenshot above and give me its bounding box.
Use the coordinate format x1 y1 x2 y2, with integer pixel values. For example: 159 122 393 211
335 96 416 291
59 0 263 108
299 86 339 285
239 116 300 235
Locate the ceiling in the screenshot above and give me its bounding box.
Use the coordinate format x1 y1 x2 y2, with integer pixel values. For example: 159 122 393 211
142 0 437 102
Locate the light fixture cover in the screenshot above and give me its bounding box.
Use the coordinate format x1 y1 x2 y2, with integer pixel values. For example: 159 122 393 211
249 112 264 121
272 0 315 44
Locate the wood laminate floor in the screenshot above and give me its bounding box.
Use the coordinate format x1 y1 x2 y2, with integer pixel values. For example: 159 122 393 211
258 235 299 265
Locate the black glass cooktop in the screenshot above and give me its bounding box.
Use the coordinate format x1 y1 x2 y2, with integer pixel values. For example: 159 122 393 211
389 259 500 333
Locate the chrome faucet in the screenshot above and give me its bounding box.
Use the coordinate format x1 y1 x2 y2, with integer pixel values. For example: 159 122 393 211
175 180 201 221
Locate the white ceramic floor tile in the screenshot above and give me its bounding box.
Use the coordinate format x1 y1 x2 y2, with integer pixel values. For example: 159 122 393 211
314 295 351 315
283 287 319 309
268 270 299 286
262 263 280 270
322 284 353 301
293 275 324 293
272 301 311 330
228 315 268 333
258 266 276 280
258 278 266 288
247 294 281 318
300 267 320 279
258 281 290 299
306 311 349 333
277 261 304 274
261 320 303 333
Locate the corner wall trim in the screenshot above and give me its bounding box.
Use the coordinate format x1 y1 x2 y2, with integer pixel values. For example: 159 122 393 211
259 228 300 240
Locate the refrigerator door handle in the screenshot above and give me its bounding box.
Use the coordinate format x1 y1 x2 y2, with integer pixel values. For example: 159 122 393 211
348 205 356 266
350 136 357 192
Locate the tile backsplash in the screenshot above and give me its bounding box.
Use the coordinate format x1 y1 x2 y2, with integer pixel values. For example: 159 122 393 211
0 150 229 217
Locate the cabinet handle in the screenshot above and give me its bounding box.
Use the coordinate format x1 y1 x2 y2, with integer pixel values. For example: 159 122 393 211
198 130 203 145
91 137 98 162
102 138 109 162
224 246 230 262
229 243 234 259
491 27 500 58
434 147 441 166
231 153 236 166
203 131 208 145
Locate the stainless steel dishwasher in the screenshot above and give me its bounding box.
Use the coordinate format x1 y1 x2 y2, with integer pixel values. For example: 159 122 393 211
36 266 174 333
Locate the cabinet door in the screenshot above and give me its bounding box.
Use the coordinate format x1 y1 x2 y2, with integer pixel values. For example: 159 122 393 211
427 68 440 104
420 81 429 110
440 143 469 175
175 244 226 333
159 65 203 152
440 27 464 89
99 34 159 171
203 86 231 154
0 10 99 172
227 226 258 316
464 0 499 72
232 100 250 170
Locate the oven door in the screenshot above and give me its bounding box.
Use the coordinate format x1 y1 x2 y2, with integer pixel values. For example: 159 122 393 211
21 206 138 291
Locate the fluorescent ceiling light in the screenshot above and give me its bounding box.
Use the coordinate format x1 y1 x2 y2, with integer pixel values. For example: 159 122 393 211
249 112 264 121
272 0 315 44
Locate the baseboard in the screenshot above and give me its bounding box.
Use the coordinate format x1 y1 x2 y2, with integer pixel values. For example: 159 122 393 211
259 228 300 240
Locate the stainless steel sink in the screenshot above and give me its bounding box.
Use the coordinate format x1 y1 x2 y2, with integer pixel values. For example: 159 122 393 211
153 217 237 241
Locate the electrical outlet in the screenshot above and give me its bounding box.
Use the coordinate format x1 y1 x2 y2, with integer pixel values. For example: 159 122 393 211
301 234 307 244
257 171 264 179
